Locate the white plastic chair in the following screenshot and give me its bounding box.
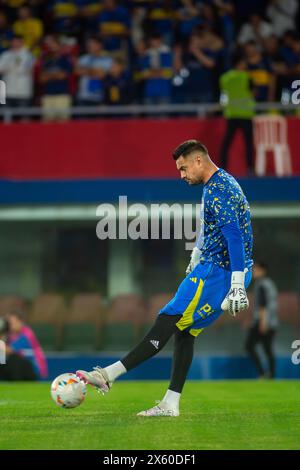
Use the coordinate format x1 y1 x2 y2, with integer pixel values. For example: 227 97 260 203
253 115 292 176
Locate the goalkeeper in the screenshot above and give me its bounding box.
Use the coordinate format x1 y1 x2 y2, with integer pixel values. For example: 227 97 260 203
77 140 253 417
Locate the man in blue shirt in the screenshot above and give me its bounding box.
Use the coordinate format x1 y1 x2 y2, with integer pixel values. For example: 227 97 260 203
97 0 131 52
141 32 173 104
0 11 13 55
77 140 253 417
76 36 113 105
40 35 73 120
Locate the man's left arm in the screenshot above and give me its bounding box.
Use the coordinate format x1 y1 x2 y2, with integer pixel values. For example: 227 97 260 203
209 189 249 316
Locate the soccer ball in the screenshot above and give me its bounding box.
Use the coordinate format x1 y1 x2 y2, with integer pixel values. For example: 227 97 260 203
50 373 87 408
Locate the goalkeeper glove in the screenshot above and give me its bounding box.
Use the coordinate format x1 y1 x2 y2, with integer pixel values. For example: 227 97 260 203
186 247 201 275
221 271 249 316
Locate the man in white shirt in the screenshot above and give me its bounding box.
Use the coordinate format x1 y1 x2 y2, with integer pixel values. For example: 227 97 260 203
266 0 298 37
0 35 34 107
238 14 274 49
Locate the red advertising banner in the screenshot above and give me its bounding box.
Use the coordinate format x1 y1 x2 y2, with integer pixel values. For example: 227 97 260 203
0 117 299 179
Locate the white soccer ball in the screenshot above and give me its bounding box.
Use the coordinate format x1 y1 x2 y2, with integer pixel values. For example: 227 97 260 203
50 373 87 409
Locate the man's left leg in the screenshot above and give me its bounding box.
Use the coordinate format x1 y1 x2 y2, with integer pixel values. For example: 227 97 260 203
137 328 195 416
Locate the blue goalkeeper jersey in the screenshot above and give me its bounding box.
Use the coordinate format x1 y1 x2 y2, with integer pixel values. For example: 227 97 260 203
196 168 253 271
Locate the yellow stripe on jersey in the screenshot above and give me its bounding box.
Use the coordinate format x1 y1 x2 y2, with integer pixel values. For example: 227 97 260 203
189 328 204 337
100 22 128 34
248 69 271 86
54 3 78 18
176 278 204 331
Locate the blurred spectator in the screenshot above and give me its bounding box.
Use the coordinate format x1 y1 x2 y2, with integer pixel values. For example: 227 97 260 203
200 1 218 31
141 32 172 104
238 14 273 49
104 57 132 104
97 0 131 52
133 38 147 102
75 36 113 105
243 40 275 102
213 0 235 47
13 5 43 55
40 35 73 120
212 0 235 69
0 316 37 381
49 0 80 35
79 0 103 34
145 0 175 46
281 29 297 63
266 0 298 37
245 261 278 379
280 33 300 104
219 54 255 173
176 28 222 103
0 310 48 380
285 33 300 75
2 0 28 22
131 4 147 46
0 35 34 107
8 310 48 379
175 0 203 45
264 35 288 100
234 0 267 24
0 11 13 54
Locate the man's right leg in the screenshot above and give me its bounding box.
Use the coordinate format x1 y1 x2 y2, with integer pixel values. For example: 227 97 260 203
240 118 254 172
245 325 265 376
261 329 276 378
76 314 181 393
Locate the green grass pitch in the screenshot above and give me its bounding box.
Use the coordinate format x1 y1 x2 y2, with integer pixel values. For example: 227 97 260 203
0 380 299 450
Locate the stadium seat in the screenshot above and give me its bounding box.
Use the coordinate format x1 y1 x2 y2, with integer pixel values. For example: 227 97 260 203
30 323 58 352
0 296 27 316
62 294 104 351
28 293 67 350
63 323 99 352
101 294 146 351
145 293 174 323
254 115 292 177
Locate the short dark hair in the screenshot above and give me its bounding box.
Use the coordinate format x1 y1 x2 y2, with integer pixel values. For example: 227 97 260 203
149 31 162 40
12 34 23 41
6 308 26 323
255 260 268 271
172 140 208 160
87 35 102 45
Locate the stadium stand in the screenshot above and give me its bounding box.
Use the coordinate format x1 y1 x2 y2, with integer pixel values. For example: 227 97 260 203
62 293 104 351
100 293 146 351
28 293 67 350
0 290 298 354
0 0 299 115
0 295 27 315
